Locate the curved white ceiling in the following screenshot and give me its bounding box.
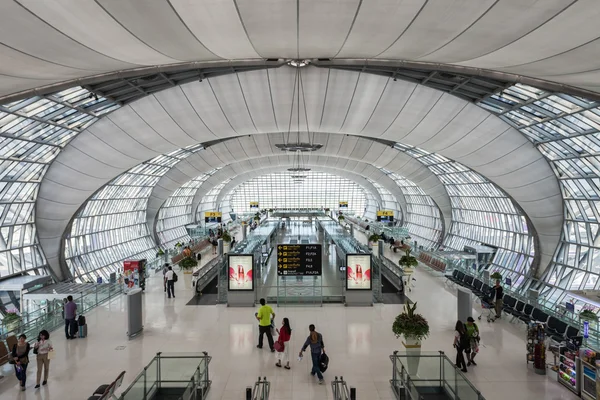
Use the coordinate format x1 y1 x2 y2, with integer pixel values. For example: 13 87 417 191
144 135 452 237
36 66 561 277
1 0 600 98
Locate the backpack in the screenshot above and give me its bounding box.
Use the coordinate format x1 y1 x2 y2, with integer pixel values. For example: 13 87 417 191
172 272 178 283
459 331 470 349
319 352 329 372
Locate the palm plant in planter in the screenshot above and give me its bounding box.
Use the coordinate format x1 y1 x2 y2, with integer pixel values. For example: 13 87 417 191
399 249 418 270
338 215 345 222
490 271 502 281
2 310 21 333
393 302 430 343
221 231 232 243
580 309 599 322
368 234 380 244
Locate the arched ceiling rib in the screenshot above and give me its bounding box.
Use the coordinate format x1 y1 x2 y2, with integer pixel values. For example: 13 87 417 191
36 67 561 277
144 134 452 237
2 0 600 98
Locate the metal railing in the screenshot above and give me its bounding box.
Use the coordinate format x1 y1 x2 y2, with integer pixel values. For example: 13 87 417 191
332 376 356 400
118 352 211 400
192 257 224 294
246 376 270 400
1 283 122 341
390 350 485 400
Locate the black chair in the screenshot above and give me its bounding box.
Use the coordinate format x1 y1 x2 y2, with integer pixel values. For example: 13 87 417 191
502 296 516 312
478 284 491 299
530 308 548 323
549 320 569 343
472 279 483 295
510 301 525 318
462 275 474 288
452 271 466 285
445 270 459 282
518 304 534 323
566 326 580 340
546 317 564 335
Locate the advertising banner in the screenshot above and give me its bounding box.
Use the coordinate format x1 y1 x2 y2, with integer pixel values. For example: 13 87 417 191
339 201 348 208
228 254 254 291
346 254 372 290
205 211 222 223
123 260 140 293
250 201 259 208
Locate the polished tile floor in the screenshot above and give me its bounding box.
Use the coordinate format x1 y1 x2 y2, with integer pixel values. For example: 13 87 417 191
0 229 579 400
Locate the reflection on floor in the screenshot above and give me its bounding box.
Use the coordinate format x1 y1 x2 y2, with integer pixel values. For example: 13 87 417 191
0 223 580 400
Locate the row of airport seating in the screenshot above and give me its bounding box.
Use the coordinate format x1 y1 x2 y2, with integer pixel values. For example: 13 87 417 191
446 269 580 343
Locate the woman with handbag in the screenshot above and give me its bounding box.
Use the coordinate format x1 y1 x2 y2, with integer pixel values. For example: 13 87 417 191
11 334 31 391
33 329 53 388
275 318 292 369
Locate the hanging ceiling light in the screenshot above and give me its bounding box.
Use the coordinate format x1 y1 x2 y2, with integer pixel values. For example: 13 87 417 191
275 62 323 152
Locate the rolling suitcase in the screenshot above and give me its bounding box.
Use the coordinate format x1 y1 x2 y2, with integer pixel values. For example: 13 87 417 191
69 319 78 337
79 324 87 338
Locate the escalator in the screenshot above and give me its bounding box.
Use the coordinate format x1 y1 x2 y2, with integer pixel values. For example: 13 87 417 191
381 275 409 305
186 276 218 306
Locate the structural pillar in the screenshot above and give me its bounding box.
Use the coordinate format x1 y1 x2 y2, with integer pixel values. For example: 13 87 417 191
242 224 247 240
350 224 354 238
217 238 223 256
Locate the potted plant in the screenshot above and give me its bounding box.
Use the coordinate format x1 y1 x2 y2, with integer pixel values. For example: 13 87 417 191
338 215 345 222
393 302 429 374
399 249 418 271
580 309 598 322
2 309 21 334
490 271 502 281
221 231 232 254
368 233 381 257
179 256 198 288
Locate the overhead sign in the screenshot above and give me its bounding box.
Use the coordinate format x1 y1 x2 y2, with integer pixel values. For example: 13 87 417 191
277 244 322 276
250 202 259 208
339 201 348 208
205 211 222 223
346 254 372 290
376 210 394 222
228 254 254 291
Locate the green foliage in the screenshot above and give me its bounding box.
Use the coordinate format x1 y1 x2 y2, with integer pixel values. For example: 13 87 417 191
392 302 430 341
2 311 20 325
580 310 599 322
490 272 502 280
368 234 380 243
338 215 345 221
156 248 165 256
179 257 198 271
221 231 232 242
268 209 273 212
399 249 418 268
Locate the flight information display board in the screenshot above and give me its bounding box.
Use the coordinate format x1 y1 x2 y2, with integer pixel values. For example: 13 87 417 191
277 244 322 276
205 211 222 223
376 210 394 222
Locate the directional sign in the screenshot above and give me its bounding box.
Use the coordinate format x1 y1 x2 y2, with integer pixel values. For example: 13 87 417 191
277 244 322 276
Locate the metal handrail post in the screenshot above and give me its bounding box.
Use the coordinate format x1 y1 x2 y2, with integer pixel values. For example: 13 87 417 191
438 351 444 389
157 352 162 390
142 366 147 400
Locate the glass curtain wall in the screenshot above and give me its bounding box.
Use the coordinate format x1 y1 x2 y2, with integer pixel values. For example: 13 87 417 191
0 87 121 281
64 147 201 282
478 84 600 308
383 172 443 249
394 144 535 286
156 170 217 248
228 171 367 215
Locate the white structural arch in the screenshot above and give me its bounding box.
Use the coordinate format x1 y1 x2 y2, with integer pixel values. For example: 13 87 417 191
36 67 561 280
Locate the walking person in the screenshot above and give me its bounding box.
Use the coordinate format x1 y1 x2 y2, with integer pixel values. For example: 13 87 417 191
11 334 30 391
165 266 176 298
275 318 292 369
491 280 504 319
256 298 276 352
33 330 53 388
465 317 480 366
64 295 77 339
162 263 170 292
299 324 325 384
454 320 468 373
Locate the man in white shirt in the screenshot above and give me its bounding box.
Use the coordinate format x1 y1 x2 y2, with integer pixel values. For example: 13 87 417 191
165 266 175 298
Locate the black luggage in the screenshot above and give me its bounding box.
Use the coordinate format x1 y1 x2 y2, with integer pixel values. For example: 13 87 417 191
319 353 329 372
69 319 78 337
78 315 86 326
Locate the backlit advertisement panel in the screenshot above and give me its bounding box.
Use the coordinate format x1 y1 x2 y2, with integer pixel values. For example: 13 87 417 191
346 254 372 290
228 254 254 291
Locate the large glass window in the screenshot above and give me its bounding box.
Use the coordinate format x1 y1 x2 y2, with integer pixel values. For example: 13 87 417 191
0 87 120 280
479 84 600 310
227 171 367 215
64 146 202 282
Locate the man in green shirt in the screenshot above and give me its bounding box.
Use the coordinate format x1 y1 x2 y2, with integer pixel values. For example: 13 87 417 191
256 298 276 352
